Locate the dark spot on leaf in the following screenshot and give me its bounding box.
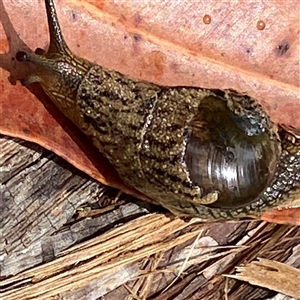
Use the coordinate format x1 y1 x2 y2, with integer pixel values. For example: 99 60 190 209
274 41 290 56
133 34 142 42
134 13 143 25
22 128 30 135
71 11 77 21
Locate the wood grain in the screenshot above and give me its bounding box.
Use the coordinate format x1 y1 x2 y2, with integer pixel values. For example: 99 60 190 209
1 136 300 299
0 0 299 200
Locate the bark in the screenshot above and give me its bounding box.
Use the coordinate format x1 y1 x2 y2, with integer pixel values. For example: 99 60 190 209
1 135 299 300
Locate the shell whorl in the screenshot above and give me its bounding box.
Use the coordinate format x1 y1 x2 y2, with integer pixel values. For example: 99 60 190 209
15 0 300 220
185 95 279 208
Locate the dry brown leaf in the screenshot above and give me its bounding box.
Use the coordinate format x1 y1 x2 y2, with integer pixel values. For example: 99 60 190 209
0 0 299 223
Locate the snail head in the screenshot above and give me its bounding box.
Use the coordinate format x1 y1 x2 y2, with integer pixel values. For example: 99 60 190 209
15 0 91 113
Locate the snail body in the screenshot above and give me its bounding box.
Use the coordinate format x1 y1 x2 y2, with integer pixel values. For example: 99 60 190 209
16 0 300 220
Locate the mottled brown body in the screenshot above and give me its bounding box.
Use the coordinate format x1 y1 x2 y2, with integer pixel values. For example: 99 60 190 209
16 0 300 220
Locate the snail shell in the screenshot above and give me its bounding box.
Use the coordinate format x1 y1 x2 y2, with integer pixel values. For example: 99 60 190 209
16 0 300 220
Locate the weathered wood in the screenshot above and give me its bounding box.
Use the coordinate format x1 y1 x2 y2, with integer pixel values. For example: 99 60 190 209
0 135 299 300
1 136 107 275
227 258 300 298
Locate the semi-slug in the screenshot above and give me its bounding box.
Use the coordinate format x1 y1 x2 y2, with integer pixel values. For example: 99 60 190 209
16 0 300 220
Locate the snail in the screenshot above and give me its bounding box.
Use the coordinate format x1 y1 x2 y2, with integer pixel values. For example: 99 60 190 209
16 0 300 220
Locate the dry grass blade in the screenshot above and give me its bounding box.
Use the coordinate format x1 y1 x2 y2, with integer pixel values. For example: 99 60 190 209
0 214 204 300
124 252 165 300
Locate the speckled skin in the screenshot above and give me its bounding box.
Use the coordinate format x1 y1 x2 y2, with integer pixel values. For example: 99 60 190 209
16 0 300 220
